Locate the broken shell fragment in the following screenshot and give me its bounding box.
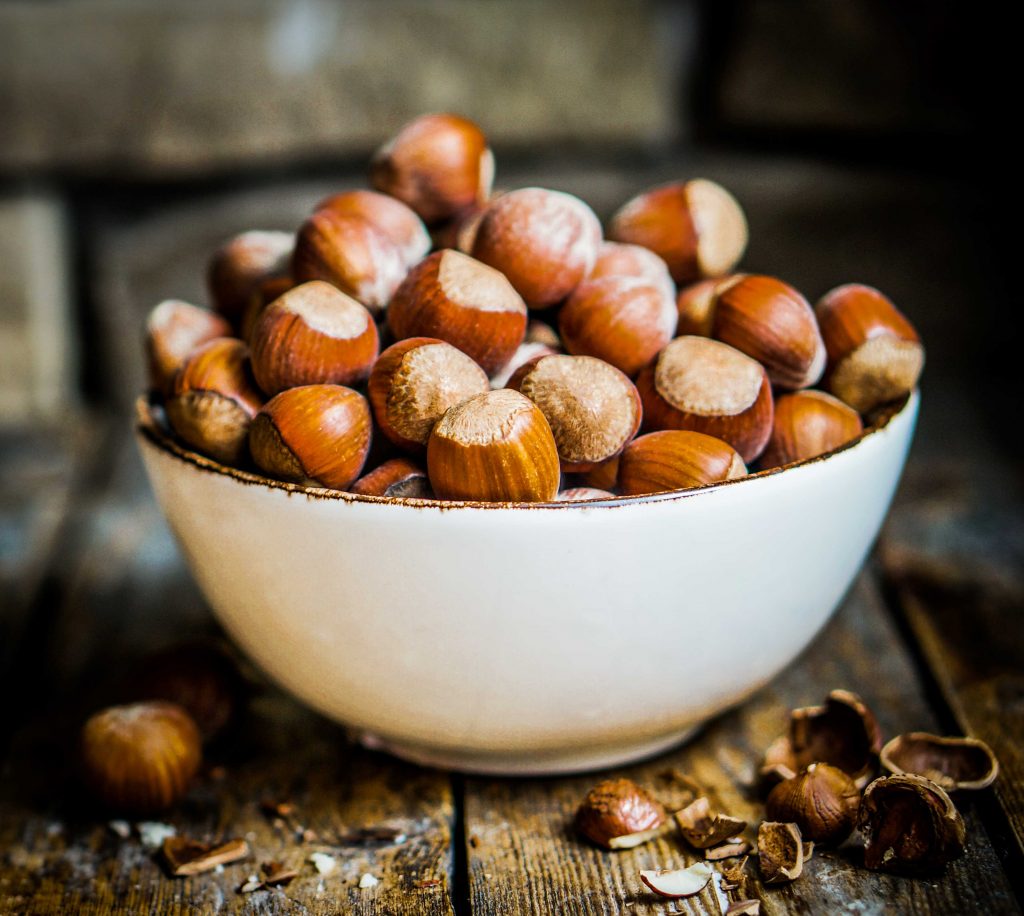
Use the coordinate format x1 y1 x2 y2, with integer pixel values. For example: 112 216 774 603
674 796 747 850
757 821 805 884
880 732 998 791
705 839 750 861
639 861 713 898
859 774 966 875
575 778 667 849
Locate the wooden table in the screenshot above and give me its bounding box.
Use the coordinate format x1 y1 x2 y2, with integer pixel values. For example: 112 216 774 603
1 157 1022 914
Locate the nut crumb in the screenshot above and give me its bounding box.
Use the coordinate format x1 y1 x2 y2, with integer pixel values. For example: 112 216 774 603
138 822 176 849
309 852 336 876
359 873 379 889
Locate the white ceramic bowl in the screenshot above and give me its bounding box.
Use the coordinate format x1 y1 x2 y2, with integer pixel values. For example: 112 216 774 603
136 392 918 774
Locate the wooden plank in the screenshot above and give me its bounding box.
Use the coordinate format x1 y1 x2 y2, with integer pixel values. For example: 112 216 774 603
0 435 455 916
463 576 1020 915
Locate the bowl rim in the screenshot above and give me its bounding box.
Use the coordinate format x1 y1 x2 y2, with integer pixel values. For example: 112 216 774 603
135 391 916 511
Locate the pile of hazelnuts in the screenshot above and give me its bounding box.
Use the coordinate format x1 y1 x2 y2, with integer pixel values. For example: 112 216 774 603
145 113 925 503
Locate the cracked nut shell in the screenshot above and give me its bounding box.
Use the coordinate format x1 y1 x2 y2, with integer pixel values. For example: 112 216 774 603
765 762 860 845
880 732 998 792
576 778 667 849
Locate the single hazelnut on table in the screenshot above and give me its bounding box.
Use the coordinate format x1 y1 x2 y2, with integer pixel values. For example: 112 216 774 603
675 275 742 337
349 458 433 499
556 487 615 501
618 430 746 497
166 337 264 465
369 337 490 453
249 281 379 395
291 209 406 316
859 774 966 874
759 390 864 469
608 179 747 284
636 336 773 463
471 187 603 308
387 249 527 375
559 276 678 377
815 283 925 413
880 732 999 792
145 299 232 395
765 762 860 845
712 275 827 390
249 385 371 490
757 821 805 884
507 354 641 472
588 240 676 304
207 230 293 325
426 389 560 502
80 701 201 815
369 112 494 223
575 778 667 849
314 189 430 268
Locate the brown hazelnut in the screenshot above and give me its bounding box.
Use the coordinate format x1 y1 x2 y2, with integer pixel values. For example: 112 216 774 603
575 777 667 849
426 389 560 503
636 336 774 463
249 385 371 490
249 281 379 395
880 732 998 792
757 821 805 884
471 187 603 308
759 390 864 469
559 276 678 377
765 762 860 845
314 189 430 267
859 774 966 874
145 299 232 395
165 337 264 465
370 113 494 223
239 275 295 345
80 701 201 815
674 796 746 849
508 354 642 472
579 454 621 492
608 179 747 284
815 283 924 413
291 210 406 316
348 458 433 499
618 430 746 496
675 275 742 337
588 240 675 304
368 337 490 453
387 249 527 375
207 230 293 324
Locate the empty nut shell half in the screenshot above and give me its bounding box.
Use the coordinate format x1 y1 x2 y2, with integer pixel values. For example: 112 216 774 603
757 821 804 884
674 796 746 850
880 732 998 791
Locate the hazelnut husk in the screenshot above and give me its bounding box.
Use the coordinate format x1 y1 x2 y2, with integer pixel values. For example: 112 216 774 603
757 821 805 884
880 732 998 792
765 762 860 845
859 774 966 875
674 796 746 850
762 689 882 788
575 778 667 849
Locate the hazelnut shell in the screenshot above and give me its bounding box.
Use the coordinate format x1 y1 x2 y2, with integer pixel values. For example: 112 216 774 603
765 762 860 845
575 778 667 849
618 430 746 496
880 732 998 792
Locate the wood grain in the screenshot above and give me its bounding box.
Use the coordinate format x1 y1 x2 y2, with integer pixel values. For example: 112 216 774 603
463 577 1020 915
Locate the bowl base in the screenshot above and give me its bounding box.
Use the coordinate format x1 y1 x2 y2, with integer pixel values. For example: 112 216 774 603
354 725 702 776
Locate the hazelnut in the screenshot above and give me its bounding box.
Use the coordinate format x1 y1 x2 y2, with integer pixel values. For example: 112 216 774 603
636 336 773 463
166 337 264 465
859 774 966 874
488 341 559 389
508 354 642 472
588 240 676 304
608 179 747 284
239 275 295 344
291 210 406 316
757 821 805 884
759 390 864 469
426 389 560 502
249 385 371 490
368 337 490 453
249 281 379 395
618 430 746 496
712 275 827 390
349 458 433 499
471 188 602 308
673 796 746 849
80 701 201 815
575 778 667 849
387 249 527 375
815 283 924 413
430 198 492 253
638 862 713 898
369 113 494 223
579 453 621 492
556 487 615 502
145 299 232 395
880 732 998 792
559 276 677 377
765 762 860 845
207 230 293 324
675 275 742 337
314 189 430 268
